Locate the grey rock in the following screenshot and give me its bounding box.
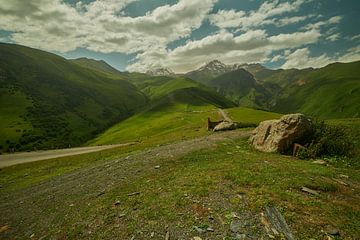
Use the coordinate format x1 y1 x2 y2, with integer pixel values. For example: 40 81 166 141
250 113 312 153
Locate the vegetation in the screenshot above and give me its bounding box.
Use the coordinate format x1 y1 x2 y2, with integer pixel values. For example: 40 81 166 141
0 43 147 151
1 133 359 239
298 119 360 166
272 61 360 118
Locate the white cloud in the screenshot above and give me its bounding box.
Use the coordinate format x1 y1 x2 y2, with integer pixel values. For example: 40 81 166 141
281 47 333 69
326 33 340 42
127 29 321 72
0 0 216 53
337 45 360 63
209 0 308 29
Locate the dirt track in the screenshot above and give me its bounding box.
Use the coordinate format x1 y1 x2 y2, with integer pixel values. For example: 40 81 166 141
0 143 134 168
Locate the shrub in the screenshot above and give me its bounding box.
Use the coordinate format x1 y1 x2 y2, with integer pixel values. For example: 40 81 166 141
298 120 356 159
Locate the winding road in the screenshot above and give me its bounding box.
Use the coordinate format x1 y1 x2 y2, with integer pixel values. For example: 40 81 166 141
0 143 134 168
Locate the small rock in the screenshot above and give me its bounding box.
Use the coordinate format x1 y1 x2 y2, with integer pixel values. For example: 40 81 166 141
235 233 246 240
227 152 233 155
332 178 349 186
114 200 121 206
118 213 126 218
325 225 340 236
193 226 206 234
206 227 214 232
312 160 327 165
301 186 319 195
150 232 155 237
154 165 161 169
165 231 170 240
193 237 202 240
230 220 242 233
127 192 140 196
69 203 74 207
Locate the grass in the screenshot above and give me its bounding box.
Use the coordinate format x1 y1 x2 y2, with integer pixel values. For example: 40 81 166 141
1 134 359 239
90 104 221 146
0 43 147 151
226 107 282 124
0 89 33 151
273 61 360 119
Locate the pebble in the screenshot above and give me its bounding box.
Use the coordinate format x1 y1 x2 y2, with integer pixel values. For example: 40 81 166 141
325 225 340 236
154 165 161 169
312 160 327 165
230 220 242 233
301 186 319 195
193 226 206 234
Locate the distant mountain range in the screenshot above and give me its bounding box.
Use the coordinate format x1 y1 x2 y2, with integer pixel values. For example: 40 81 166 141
0 42 359 152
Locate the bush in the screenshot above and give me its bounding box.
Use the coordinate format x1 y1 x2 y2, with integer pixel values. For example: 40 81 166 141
298 120 356 159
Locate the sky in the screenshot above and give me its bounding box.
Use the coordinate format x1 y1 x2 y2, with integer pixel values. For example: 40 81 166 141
0 0 359 73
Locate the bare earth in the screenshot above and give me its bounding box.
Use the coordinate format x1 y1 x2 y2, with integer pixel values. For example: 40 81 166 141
0 143 134 168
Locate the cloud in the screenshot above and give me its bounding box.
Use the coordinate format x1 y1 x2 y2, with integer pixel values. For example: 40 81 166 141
337 45 360 63
326 33 340 42
0 0 216 53
127 28 321 72
281 47 333 69
209 0 308 29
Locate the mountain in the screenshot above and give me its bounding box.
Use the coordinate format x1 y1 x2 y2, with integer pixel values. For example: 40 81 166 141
186 60 231 83
0 43 147 152
209 69 272 108
70 57 123 77
146 67 175 76
272 61 360 118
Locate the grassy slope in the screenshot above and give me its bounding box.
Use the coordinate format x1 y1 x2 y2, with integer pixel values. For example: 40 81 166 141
273 61 360 118
70 57 123 77
0 43 147 151
227 107 282 124
1 129 359 239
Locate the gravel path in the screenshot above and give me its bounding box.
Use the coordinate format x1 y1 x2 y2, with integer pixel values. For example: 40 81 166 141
219 109 233 122
0 143 134 168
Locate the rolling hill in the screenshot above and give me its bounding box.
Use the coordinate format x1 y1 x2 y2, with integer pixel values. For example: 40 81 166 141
0 43 147 152
272 61 360 118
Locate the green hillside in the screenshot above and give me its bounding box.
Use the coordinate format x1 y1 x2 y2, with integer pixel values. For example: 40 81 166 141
273 61 360 118
0 43 147 152
209 69 272 108
70 57 123 77
91 85 235 146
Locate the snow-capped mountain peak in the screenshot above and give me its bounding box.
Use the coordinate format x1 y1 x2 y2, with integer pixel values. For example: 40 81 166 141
146 67 175 76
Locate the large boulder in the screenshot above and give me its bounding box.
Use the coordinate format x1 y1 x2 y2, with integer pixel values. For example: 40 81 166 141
249 113 312 153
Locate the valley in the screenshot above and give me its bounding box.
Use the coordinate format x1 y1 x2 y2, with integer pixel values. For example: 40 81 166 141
0 42 359 239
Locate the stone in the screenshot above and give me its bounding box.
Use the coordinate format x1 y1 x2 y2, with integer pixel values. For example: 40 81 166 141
312 160 327 165
193 226 206 234
235 234 247 240
154 165 161 169
264 206 295 240
324 225 340 235
250 113 312 153
301 186 319 195
213 121 238 132
230 219 243 233
165 231 170 240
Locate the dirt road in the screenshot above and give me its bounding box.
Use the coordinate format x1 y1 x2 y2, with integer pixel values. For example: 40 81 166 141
0 143 134 168
219 109 233 122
